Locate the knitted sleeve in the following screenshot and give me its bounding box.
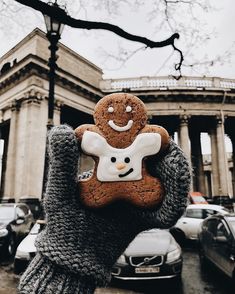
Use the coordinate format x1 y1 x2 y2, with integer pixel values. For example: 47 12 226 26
18 126 190 294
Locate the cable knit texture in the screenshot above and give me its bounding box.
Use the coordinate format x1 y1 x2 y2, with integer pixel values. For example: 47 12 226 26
18 125 191 294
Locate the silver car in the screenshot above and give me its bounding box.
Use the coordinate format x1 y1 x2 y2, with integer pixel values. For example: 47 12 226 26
14 219 45 274
112 229 182 281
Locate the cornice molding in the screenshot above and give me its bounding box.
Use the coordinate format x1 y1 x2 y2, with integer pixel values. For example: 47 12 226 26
0 58 102 102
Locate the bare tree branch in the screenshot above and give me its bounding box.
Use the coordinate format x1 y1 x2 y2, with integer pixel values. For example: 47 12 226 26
14 0 183 77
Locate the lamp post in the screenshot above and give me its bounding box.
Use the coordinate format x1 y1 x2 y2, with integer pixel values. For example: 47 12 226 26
42 1 66 195
43 0 66 129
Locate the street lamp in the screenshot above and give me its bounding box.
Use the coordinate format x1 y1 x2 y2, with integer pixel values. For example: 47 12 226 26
42 1 67 195
43 0 66 129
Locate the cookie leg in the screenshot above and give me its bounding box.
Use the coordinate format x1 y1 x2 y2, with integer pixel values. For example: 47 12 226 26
79 177 115 208
123 175 164 208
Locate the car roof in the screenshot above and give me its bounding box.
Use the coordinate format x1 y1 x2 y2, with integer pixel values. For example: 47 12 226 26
0 203 16 207
186 204 226 210
0 203 28 208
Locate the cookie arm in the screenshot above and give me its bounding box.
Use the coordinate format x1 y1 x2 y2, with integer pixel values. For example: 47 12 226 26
75 125 103 153
140 124 170 153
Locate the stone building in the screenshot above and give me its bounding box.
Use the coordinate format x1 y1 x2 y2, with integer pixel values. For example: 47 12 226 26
0 28 234 204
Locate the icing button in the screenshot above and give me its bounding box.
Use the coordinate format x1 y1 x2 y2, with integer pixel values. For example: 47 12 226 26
126 106 132 112
108 106 114 113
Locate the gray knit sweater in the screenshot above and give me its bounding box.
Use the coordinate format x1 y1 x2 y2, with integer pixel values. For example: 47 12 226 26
19 125 191 294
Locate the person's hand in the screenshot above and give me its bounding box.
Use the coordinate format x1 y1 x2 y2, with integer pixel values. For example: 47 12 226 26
19 125 190 294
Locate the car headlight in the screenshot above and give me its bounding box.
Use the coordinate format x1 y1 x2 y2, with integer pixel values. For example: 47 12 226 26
15 250 31 260
166 247 181 263
0 228 8 237
116 254 127 265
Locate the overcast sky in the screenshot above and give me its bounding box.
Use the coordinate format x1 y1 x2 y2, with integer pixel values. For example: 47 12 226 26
1 0 235 79
0 0 234 153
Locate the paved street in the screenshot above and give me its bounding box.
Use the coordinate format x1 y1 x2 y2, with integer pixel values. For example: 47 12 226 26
1 246 235 293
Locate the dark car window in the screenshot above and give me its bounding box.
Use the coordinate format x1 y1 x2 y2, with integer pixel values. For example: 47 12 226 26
0 206 15 220
186 209 203 219
16 207 26 218
216 222 230 239
204 219 219 235
203 209 216 218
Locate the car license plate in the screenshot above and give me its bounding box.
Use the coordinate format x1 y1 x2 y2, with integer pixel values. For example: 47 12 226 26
135 267 160 274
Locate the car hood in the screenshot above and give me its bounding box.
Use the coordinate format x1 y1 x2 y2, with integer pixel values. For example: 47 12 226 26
124 229 177 256
17 233 37 253
0 220 11 229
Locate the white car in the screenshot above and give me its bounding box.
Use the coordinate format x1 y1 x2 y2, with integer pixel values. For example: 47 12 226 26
14 219 45 274
170 204 229 242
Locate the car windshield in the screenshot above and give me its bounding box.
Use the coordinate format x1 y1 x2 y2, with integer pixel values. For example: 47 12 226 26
0 206 14 220
185 209 203 219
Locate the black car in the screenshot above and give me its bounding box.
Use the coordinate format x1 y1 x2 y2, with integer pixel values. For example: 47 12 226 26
198 213 235 279
112 229 182 282
210 196 234 212
0 203 34 258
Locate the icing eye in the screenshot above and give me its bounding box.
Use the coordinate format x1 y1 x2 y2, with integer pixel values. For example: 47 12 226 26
124 157 130 163
125 106 132 113
108 106 114 113
111 157 116 163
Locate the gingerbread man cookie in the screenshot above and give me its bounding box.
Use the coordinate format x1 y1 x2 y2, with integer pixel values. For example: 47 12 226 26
75 93 170 208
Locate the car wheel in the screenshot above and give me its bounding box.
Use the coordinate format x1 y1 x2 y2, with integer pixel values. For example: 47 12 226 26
6 234 16 258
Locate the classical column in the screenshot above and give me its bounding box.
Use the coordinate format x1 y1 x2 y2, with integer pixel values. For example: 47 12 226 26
18 92 48 201
190 130 206 194
229 135 235 196
210 128 220 195
211 117 229 195
178 115 192 190
4 101 20 199
178 115 192 166
54 100 63 126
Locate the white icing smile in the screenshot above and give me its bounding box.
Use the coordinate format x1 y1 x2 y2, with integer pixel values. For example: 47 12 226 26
108 120 133 132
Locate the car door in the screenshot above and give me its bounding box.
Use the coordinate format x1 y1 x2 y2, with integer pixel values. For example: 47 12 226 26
210 221 235 277
201 218 218 259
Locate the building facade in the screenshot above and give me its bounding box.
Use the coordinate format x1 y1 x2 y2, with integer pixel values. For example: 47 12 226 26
0 28 234 203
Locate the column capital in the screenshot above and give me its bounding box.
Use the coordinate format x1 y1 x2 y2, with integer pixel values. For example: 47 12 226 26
54 99 64 111
215 114 227 125
24 89 44 105
179 114 190 125
10 99 21 112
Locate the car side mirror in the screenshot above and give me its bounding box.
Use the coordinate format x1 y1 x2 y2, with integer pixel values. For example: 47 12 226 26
214 236 227 243
16 216 25 225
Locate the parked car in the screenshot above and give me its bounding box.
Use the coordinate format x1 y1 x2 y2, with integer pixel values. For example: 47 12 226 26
14 219 46 274
18 197 43 220
170 204 229 242
198 213 235 279
189 192 208 204
210 196 234 212
111 229 182 281
0 203 34 257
